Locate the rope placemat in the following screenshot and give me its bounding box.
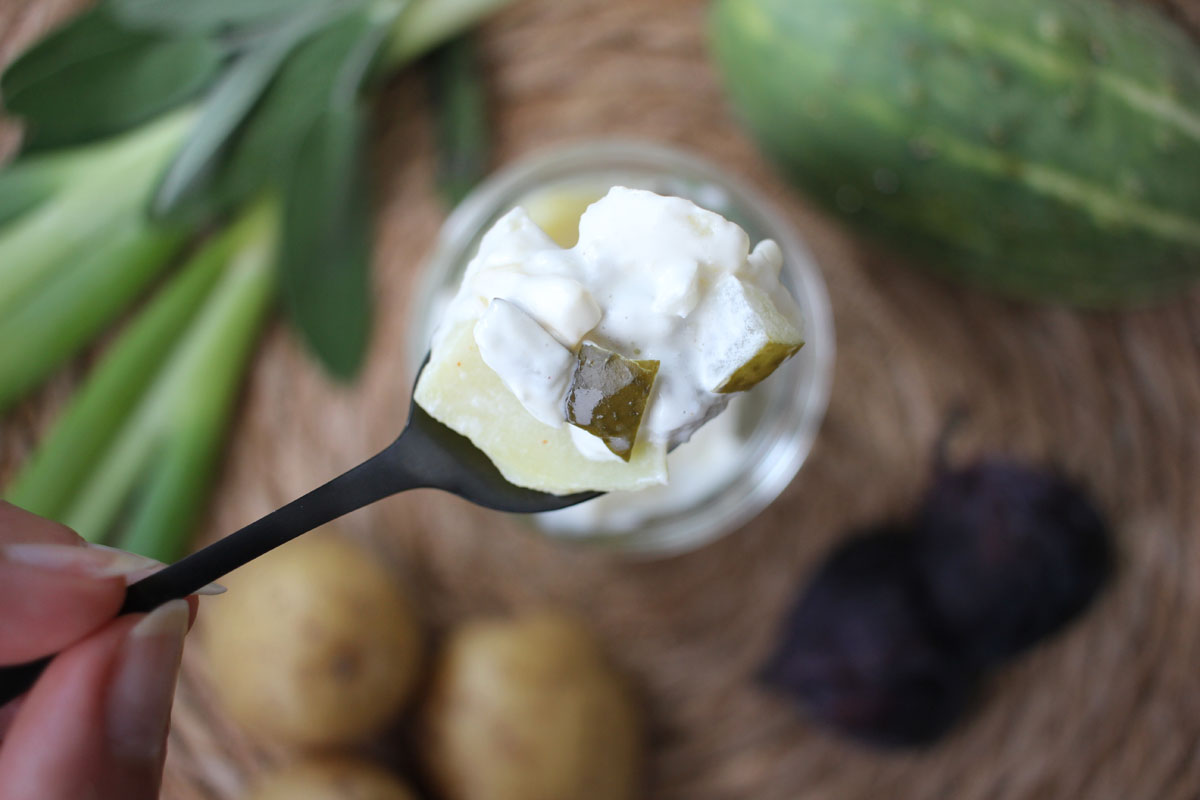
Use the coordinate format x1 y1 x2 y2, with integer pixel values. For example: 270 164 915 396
3 1 1199 797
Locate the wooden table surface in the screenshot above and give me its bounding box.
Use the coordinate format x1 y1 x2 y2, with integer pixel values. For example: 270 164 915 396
3 1 1200 798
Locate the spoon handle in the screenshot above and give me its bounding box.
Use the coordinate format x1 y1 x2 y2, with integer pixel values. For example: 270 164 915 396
0 438 419 707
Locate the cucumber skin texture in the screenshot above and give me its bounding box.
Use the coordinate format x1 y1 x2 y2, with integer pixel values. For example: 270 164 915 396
710 0 1200 305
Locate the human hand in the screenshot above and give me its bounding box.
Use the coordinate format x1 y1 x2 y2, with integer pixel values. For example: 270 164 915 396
0 501 203 800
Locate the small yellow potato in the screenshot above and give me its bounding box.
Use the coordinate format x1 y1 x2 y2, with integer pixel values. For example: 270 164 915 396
423 611 643 800
203 530 422 747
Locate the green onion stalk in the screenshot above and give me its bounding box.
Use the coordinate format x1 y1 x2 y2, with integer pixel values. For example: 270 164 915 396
7 201 276 561
0 113 194 410
0 0 506 558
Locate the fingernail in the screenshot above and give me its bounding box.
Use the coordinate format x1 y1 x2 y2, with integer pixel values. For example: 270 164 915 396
106 600 189 764
0 542 164 579
1 542 225 595
90 544 225 594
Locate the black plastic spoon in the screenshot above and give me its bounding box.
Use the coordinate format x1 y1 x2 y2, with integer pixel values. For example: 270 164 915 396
0 377 597 705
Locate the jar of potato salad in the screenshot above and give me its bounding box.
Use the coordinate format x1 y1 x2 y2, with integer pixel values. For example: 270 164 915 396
408 141 834 555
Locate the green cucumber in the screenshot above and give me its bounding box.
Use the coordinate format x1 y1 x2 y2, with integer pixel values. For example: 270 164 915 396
710 0 1200 305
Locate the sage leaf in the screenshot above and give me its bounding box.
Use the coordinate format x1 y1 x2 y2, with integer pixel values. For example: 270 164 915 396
1 8 221 151
270 10 393 377
280 105 372 380
430 34 489 207
0 7 141 99
152 2 348 217
215 6 392 208
111 0 329 34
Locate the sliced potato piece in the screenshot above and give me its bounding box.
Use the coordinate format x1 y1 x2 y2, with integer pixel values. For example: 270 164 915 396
415 322 667 494
565 343 659 461
519 185 604 248
693 273 804 394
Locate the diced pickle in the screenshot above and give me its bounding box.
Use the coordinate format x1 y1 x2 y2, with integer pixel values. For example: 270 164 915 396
519 186 604 248
565 343 660 461
716 340 803 393
693 274 804 394
414 323 668 494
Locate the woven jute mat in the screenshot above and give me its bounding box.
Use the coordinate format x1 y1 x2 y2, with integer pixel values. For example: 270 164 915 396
3 1 1200 797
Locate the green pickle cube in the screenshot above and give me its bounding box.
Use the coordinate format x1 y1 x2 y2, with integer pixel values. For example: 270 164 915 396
717 339 802 393
565 343 660 461
695 274 804 394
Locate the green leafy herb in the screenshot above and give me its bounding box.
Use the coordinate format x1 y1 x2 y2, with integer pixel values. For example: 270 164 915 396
0 218 185 412
281 105 373 380
111 0 331 34
0 112 191 321
118 208 277 559
1 7 142 99
4 218 234 519
1 7 221 151
152 2 354 217
0 0 508 394
262 8 393 379
0 0 512 562
430 34 489 207
200 5 385 209
0 152 72 227
154 4 394 379
6 202 278 561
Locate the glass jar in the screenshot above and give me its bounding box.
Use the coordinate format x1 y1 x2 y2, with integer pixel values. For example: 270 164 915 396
407 141 835 556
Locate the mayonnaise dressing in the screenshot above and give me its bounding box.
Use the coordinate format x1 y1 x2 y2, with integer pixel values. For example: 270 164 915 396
538 396 747 533
432 186 802 458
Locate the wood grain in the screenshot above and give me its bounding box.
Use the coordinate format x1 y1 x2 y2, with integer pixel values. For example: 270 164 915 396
3 1 1200 798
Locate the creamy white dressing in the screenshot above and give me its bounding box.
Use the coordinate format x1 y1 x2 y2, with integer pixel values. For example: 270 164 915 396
474 298 574 428
538 396 747 534
567 424 624 462
433 186 802 459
